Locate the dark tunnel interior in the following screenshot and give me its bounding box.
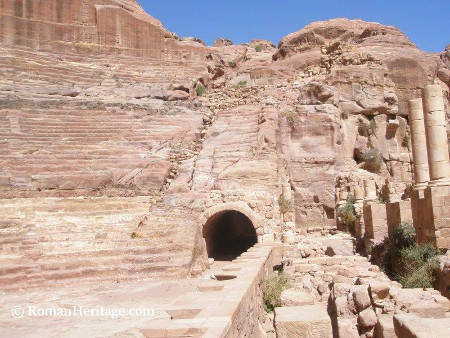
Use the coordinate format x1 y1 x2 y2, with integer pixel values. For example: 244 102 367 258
203 210 257 261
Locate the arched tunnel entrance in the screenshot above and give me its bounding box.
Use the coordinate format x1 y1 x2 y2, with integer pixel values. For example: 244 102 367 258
203 210 257 261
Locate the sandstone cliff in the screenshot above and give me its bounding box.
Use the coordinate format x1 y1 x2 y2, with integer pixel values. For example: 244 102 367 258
0 0 208 60
0 1 449 285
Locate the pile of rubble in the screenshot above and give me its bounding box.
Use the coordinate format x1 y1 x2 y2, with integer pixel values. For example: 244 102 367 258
274 233 450 337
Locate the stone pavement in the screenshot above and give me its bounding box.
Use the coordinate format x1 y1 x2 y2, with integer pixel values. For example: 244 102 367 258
0 244 280 337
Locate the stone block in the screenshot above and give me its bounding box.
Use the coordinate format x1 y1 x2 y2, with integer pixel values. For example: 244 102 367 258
394 313 450 338
409 301 446 318
324 239 353 256
352 285 371 311
295 264 320 273
262 233 275 243
274 305 333 338
281 288 315 307
337 318 359 338
374 314 396 338
369 281 390 301
358 308 377 328
433 294 450 311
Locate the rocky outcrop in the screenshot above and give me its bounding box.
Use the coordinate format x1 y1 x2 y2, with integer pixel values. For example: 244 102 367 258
274 19 415 58
273 19 447 117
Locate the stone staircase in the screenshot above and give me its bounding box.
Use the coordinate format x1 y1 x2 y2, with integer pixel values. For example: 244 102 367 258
0 107 194 196
0 45 207 289
0 197 197 289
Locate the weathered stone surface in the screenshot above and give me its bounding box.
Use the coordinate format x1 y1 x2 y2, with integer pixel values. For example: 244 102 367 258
369 281 391 301
374 314 396 338
409 301 446 318
394 313 450 338
352 285 371 311
281 288 315 307
274 305 333 338
325 239 354 256
0 0 208 60
358 308 378 328
337 318 360 338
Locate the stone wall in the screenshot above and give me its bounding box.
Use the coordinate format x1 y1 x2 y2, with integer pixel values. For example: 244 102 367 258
363 203 388 241
224 245 283 338
416 185 450 248
386 200 412 237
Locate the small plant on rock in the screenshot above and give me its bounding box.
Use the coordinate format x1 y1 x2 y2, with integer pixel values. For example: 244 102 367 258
340 111 349 120
131 231 143 239
255 45 263 52
358 118 370 137
369 118 378 135
362 148 383 173
262 272 290 312
278 195 293 214
196 83 206 96
401 133 410 148
336 195 357 230
283 111 296 126
234 80 247 89
358 118 377 137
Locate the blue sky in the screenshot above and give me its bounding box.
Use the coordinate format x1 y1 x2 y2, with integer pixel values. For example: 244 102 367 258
140 1 449 52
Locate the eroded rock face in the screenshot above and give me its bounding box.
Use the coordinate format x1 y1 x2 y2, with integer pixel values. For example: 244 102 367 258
273 18 446 116
0 0 208 60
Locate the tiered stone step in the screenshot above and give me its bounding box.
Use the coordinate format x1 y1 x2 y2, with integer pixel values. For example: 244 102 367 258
0 47 206 91
0 107 203 195
0 197 197 289
0 46 205 197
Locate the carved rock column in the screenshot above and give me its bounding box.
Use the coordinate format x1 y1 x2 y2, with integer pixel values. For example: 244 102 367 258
408 98 430 189
422 85 450 185
364 178 377 201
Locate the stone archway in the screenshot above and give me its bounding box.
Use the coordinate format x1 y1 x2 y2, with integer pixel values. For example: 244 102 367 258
201 202 262 261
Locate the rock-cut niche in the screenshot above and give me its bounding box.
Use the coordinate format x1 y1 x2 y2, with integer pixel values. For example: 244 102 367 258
203 210 257 261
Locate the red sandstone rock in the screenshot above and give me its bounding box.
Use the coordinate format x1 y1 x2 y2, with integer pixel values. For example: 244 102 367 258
0 0 208 60
0 0 449 293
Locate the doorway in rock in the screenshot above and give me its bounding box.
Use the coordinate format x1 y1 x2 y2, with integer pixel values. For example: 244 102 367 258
203 210 257 261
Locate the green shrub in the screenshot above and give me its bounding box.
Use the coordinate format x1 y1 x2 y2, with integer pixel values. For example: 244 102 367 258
391 222 416 249
336 195 357 229
401 133 410 148
358 118 377 137
362 148 383 173
398 244 439 288
369 119 378 135
383 222 415 277
383 222 439 288
196 83 206 96
234 80 247 89
358 119 370 137
255 45 263 52
340 111 349 120
131 231 143 239
263 272 290 312
283 111 296 125
278 195 293 214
